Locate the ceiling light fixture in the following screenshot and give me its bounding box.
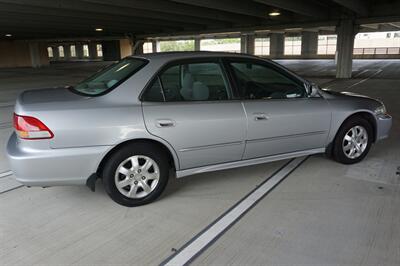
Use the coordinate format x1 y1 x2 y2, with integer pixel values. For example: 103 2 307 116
5 33 12 37
95 28 103 32
269 11 281 16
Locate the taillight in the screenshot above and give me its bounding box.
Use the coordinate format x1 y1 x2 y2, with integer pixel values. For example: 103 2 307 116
13 113 54 139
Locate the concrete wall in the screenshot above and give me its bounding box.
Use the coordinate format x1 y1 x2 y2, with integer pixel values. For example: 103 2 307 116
0 41 33 68
0 41 49 68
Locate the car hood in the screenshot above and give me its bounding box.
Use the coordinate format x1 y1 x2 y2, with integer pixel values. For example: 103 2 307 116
321 88 371 99
322 88 383 102
320 88 384 112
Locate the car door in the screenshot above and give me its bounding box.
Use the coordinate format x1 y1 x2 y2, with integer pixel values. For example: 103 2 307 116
226 59 331 160
141 58 247 170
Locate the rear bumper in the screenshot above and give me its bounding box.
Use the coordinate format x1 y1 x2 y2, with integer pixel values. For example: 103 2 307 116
375 114 392 141
6 133 110 187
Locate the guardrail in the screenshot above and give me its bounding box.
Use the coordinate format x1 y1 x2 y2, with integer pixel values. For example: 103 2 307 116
353 47 400 55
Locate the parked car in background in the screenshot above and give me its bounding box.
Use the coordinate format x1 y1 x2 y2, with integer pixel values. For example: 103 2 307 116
7 52 392 206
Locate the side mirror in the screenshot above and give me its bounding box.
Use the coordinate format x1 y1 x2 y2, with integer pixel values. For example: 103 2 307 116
304 82 320 98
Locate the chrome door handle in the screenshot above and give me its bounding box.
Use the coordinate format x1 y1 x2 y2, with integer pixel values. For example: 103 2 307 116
156 119 175 128
253 113 268 121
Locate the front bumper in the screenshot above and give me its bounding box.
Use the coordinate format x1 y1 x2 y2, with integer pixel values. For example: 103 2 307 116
6 133 111 187
375 114 392 141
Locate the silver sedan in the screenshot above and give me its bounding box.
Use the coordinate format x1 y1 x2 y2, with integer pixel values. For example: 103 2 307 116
7 52 392 206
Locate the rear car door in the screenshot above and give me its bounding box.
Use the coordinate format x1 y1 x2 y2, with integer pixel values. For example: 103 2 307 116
226 59 331 160
142 58 246 170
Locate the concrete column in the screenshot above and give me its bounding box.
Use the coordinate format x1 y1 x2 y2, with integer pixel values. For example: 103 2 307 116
133 40 144 55
156 41 161 53
269 33 284 58
75 43 84 59
39 43 50 66
336 19 357 78
102 40 122 61
52 45 59 60
29 42 42 68
301 31 318 58
63 45 71 60
89 42 98 59
194 37 200 51
240 34 255 54
119 39 132 58
152 41 157 53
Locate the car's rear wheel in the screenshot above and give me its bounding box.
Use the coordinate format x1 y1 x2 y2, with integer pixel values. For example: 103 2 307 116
102 143 169 207
332 117 373 164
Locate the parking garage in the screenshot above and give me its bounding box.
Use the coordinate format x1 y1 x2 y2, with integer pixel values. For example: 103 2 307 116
0 1 399 265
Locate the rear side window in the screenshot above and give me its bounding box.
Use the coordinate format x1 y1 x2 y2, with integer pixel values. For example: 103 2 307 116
142 61 231 102
142 78 165 102
229 61 305 100
72 58 147 96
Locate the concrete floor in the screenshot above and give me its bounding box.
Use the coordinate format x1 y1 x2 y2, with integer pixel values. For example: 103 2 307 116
0 60 399 265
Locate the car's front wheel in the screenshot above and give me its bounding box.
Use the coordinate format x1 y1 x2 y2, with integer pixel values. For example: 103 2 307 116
102 143 169 207
332 117 373 164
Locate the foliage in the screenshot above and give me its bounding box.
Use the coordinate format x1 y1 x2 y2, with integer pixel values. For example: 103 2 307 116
201 38 240 46
159 40 195 52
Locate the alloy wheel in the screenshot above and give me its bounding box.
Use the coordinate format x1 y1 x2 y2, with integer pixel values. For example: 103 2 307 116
342 125 368 159
114 155 160 199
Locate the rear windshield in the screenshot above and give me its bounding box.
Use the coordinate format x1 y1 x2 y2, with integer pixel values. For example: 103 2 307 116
71 57 148 96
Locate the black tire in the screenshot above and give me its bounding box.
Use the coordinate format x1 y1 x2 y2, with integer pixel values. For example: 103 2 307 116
102 143 169 207
332 116 373 164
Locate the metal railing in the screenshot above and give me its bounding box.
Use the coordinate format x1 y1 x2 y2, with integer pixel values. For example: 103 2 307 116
353 47 400 55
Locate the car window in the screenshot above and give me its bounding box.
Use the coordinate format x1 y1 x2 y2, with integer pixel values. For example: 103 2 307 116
160 65 182 102
142 78 165 102
72 58 147 96
229 61 306 100
144 62 231 102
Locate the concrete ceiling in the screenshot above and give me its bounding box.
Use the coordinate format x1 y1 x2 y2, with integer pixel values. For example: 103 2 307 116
1 0 400 40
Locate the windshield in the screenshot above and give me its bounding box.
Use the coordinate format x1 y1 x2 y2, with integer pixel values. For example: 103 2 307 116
71 57 148 96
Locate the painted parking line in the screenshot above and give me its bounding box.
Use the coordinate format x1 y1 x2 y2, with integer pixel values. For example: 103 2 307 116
0 172 23 194
346 69 382 89
324 69 382 90
0 122 12 129
353 69 369 78
0 171 24 194
161 156 308 266
0 170 13 178
0 102 14 108
0 184 23 194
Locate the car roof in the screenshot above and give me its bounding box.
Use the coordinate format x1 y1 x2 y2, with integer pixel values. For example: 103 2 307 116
129 51 260 62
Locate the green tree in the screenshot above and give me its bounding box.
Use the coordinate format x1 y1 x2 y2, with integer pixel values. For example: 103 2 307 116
159 40 195 52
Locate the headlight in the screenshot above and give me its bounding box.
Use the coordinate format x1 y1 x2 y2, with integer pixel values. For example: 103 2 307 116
374 105 387 115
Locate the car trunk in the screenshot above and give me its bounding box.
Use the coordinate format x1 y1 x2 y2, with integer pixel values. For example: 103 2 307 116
14 87 95 148
18 87 84 105
14 87 141 149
